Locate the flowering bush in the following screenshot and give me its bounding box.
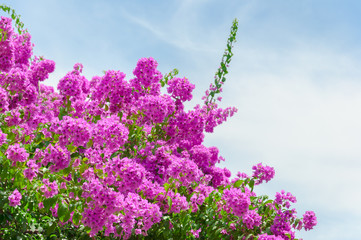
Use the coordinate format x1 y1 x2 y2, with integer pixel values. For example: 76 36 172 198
0 5 317 240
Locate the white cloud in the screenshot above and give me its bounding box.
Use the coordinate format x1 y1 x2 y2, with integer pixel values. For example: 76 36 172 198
204 44 361 238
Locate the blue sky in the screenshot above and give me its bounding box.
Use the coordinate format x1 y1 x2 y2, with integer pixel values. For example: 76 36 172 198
2 1 361 239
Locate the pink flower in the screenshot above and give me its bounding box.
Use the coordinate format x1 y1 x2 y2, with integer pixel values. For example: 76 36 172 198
40 178 59 198
167 77 195 102
252 163 275 185
242 210 262 229
303 211 317 231
190 228 201 238
8 189 22 207
6 143 29 166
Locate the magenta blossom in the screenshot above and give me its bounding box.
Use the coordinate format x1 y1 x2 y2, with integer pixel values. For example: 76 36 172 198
252 163 275 185
303 211 317 231
8 189 22 207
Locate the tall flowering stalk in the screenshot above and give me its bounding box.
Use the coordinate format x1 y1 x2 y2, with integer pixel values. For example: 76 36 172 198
0 6 316 240
205 18 238 106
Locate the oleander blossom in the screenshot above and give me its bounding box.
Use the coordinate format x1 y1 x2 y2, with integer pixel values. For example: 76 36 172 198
252 163 275 185
8 189 22 207
303 211 317 231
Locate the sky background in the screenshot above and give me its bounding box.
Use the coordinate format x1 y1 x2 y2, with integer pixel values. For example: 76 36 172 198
2 0 361 239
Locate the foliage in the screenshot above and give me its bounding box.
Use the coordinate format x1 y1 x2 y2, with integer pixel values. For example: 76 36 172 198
0 5 317 240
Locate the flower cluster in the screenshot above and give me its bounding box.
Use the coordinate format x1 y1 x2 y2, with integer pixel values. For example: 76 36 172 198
42 144 71 172
0 131 7 145
23 159 40 181
40 178 59 198
50 116 91 147
90 70 132 112
29 57 56 86
8 189 22 207
104 157 146 192
274 190 297 209
0 16 15 72
258 234 284 240
242 210 262 229
166 157 202 187
0 87 9 112
303 211 317 231
139 94 175 124
5 143 29 166
57 63 89 100
167 77 195 102
132 57 162 89
222 188 250 217
252 162 275 185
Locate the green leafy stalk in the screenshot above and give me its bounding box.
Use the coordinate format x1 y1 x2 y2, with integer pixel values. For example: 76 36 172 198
0 4 27 34
206 18 238 105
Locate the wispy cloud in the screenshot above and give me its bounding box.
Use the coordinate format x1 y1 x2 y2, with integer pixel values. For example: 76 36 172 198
204 43 361 239
117 4 219 53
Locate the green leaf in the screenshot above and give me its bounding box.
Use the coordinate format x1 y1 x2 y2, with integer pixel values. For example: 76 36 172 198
167 196 173 213
249 179 255 191
164 182 170 192
7 132 15 141
86 139 93 148
72 211 82 225
45 222 57 236
57 202 68 222
62 211 71 223
285 233 292 240
58 107 66 120
234 179 243 188
66 144 77 153
43 196 57 211
92 115 101 123
264 199 273 205
63 166 72 175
